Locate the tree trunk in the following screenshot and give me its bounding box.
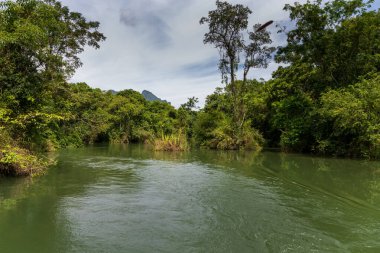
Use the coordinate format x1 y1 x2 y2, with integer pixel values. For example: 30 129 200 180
243 67 249 83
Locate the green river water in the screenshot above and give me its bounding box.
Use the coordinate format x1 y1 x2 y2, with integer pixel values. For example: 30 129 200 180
1 144 380 253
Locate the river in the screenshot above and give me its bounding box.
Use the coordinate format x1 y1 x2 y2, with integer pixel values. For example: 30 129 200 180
1 144 380 252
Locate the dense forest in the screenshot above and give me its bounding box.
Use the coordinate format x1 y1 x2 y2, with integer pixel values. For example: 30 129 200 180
0 0 379 176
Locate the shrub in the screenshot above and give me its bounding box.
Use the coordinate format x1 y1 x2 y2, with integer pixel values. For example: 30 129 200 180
0 146 49 177
317 74 380 158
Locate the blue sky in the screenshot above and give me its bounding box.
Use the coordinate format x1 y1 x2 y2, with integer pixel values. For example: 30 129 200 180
61 0 380 107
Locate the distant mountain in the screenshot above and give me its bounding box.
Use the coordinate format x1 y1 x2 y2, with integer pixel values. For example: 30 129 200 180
107 89 118 95
142 90 168 103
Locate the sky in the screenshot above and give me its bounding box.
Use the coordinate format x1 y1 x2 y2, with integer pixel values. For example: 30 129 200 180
60 0 380 107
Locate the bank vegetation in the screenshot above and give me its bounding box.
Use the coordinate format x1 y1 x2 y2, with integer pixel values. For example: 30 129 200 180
0 0 379 176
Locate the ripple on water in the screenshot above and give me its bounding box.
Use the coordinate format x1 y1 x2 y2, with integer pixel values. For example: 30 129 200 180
1 146 380 253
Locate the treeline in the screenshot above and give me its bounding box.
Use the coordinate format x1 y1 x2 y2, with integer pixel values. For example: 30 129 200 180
0 0 190 176
194 0 380 158
0 0 379 176
0 80 191 175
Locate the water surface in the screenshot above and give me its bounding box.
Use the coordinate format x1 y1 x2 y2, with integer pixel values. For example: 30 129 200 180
1 144 380 252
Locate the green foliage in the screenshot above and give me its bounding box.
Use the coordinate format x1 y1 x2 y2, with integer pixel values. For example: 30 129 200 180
194 87 264 151
0 145 50 176
0 0 105 81
0 0 197 176
270 82 315 152
316 74 380 158
178 97 199 140
200 1 274 85
275 0 378 95
1 0 380 179
106 90 146 143
200 0 250 84
0 0 108 175
57 83 112 147
242 80 270 131
200 1 274 150
244 24 276 82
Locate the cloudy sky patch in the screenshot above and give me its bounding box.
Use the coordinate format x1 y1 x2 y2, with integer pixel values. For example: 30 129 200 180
60 0 380 107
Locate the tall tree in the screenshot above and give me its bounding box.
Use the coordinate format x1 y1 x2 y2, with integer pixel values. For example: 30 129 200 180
200 1 274 146
200 0 251 90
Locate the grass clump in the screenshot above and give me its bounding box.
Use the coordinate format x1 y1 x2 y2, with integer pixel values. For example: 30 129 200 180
153 131 189 151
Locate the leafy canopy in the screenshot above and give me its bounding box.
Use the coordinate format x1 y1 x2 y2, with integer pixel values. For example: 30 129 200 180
275 0 378 94
0 0 106 96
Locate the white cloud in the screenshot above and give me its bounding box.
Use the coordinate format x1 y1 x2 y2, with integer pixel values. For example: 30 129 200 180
61 0 307 107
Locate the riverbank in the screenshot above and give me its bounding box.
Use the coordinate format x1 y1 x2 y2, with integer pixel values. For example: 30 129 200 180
1 140 379 178
0 145 49 177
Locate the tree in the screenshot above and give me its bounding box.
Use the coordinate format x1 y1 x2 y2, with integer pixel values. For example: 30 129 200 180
178 97 199 139
243 24 275 82
200 1 274 87
200 1 274 149
317 74 380 158
0 0 107 153
200 0 251 89
264 0 380 155
0 0 106 112
275 0 377 95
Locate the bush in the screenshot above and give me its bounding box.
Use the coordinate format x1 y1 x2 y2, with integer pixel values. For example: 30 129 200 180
270 90 315 152
195 111 263 150
316 74 380 158
0 146 49 177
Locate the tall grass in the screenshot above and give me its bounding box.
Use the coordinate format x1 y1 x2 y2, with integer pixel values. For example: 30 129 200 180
153 130 188 151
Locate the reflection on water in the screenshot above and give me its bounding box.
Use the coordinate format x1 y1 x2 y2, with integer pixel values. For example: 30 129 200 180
0 177 34 210
1 144 380 253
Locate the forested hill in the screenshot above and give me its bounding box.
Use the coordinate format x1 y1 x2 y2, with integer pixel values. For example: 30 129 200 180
108 90 168 103
142 90 168 103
